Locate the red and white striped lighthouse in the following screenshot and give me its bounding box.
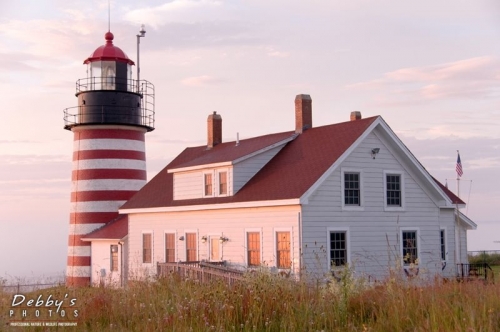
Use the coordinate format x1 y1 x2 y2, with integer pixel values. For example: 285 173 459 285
63 31 154 286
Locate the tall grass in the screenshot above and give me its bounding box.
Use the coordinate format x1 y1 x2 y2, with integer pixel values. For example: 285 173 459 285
1 271 500 331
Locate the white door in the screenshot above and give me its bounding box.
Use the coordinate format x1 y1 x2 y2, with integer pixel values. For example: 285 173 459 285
210 238 220 261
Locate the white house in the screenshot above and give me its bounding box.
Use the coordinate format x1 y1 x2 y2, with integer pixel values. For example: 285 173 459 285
83 94 476 285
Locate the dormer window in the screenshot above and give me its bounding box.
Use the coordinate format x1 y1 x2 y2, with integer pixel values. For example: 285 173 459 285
204 173 213 196
172 167 233 200
219 171 227 195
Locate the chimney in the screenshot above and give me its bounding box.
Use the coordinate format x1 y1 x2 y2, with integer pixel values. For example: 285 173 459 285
350 111 362 121
295 94 312 134
207 111 222 148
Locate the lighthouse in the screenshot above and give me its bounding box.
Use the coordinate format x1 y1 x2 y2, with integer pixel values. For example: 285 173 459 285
63 30 154 286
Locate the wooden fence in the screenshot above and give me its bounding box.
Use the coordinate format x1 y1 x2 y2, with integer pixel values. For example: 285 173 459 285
157 261 244 285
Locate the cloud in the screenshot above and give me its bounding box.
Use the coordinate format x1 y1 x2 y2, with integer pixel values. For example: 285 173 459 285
123 0 224 28
267 47 289 58
181 75 225 86
347 56 500 104
400 135 500 172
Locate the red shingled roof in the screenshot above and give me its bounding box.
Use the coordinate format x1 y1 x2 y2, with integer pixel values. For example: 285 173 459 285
171 131 297 170
432 177 465 205
121 116 379 209
82 215 128 240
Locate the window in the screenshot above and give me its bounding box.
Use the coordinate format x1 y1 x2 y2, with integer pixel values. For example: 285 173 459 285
440 229 446 261
186 233 197 261
110 245 118 271
329 232 347 267
165 233 176 263
276 232 291 268
384 171 404 210
344 173 360 206
402 230 418 265
386 174 401 206
247 232 261 267
143 233 152 263
204 173 213 196
219 171 228 195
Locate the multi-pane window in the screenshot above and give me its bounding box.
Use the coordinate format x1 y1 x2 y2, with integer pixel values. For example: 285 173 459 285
186 233 197 261
110 245 119 271
402 231 418 265
386 174 401 206
344 173 360 206
143 233 152 263
219 171 227 195
204 173 213 196
330 232 347 267
440 229 446 261
247 232 261 266
276 232 291 268
165 233 176 263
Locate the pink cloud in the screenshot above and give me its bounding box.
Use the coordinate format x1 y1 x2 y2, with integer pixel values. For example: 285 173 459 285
181 75 225 86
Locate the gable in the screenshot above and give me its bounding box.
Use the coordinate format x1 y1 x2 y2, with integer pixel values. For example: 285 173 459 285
300 117 464 208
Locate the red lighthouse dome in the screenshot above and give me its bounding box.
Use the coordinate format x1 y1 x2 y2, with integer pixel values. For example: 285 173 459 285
84 32 135 65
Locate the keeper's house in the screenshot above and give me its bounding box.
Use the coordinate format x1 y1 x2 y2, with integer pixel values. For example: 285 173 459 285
84 94 476 284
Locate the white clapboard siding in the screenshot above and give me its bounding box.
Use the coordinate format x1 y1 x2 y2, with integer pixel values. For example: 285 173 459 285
233 145 285 194
90 240 122 287
127 205 301 279
173 171 203 200
301 131 452 281
439 208 455 278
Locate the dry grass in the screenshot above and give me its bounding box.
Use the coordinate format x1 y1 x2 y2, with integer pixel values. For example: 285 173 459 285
1 271 500 331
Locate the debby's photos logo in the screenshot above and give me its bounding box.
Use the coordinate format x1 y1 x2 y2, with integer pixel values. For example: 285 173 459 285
8 293 79 327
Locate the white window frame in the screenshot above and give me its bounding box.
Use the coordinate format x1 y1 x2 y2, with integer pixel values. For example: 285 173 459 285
341 168 364 211
383 170 405 211
202 171 214 197
141 230 154 265
245 228 262 267
216 168 229 197
440 227 447 262
163 230 177 263
400 227 420 267
184 230 199 262
273 227 293 270
326 227 351 270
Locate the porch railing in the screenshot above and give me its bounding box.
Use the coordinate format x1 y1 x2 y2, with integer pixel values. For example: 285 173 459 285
456 263 494 281
157 261 244 285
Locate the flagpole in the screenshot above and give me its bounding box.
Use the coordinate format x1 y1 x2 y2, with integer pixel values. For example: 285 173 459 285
455 150 461 266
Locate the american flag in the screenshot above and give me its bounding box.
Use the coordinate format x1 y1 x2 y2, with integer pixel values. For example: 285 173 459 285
456 152 463 177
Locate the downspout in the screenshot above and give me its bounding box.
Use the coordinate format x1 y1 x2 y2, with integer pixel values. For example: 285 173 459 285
119 241 124 287
298 211 302 277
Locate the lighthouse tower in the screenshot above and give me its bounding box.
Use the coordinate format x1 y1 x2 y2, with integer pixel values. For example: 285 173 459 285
63 31 154 286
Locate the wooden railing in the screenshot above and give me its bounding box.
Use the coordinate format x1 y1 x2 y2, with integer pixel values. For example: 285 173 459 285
157 261 244 285
456 263 494 281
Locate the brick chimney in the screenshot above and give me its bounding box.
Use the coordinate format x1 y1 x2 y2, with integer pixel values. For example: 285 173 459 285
207 111 222 148
350 111 362 121
295 94 312 134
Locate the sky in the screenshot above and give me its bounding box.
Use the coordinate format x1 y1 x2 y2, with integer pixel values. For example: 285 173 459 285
1 0 499 280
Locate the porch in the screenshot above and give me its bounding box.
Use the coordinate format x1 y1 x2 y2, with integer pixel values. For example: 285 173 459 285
456 263 494 282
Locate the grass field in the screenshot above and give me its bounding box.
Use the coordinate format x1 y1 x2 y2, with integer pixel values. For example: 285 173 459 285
1 270 500 332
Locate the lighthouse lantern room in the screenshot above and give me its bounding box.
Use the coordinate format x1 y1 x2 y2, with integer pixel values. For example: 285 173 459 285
63 30 154 287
